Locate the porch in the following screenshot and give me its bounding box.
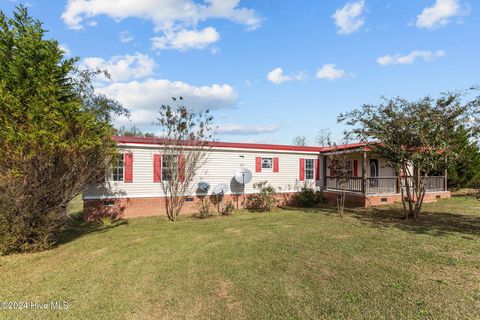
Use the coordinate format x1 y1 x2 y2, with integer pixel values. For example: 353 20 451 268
319 150 450 207
324 176 447 194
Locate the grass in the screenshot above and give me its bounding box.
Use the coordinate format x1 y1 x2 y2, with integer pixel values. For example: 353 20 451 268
0 197 479 319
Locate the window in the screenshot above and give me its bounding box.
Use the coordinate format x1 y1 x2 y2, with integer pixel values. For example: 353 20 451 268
347 160 354 177
262 157 273 169
162 155 178 181
305 159 314 180
111 154 124 182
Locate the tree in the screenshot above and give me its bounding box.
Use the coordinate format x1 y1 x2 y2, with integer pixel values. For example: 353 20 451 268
292 135 307 146
156 98 214 221
326 141 352 216
314 129 331 147
115 125 155 137
446 126 480 189
338 90 480 219
0 6 128 254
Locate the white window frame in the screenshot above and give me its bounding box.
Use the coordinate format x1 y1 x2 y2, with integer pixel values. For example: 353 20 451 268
110 153 124 182
347 160 354 177
261 157 273 172
161 155 178 182
305 159 315 180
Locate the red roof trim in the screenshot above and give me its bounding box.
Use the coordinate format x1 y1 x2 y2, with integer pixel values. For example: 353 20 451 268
112 136 370 153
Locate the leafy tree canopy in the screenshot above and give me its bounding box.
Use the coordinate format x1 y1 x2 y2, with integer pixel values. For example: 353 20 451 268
0 6 129 254
338 89 480 218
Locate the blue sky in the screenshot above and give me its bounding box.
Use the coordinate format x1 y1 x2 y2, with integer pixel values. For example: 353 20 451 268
1 0 479 145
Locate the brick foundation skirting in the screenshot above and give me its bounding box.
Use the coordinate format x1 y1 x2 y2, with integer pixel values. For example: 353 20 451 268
83 192 297 220
322 190 451 208
84 190 451 220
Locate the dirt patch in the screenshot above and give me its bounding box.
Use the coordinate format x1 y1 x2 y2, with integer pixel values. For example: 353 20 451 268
216 280 232 299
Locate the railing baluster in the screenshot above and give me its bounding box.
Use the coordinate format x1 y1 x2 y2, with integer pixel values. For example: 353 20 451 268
325 176 445 194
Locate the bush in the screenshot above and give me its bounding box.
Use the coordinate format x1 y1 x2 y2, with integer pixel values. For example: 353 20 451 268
98 216 114 228
0 189 67 255
221 200 236 216
291 186 325 207
245 181 277 212
195 197 213 219
0 7 128 254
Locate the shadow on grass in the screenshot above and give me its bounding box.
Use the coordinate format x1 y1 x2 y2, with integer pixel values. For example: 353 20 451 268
281 202 480 238
279 205 340 215
55 212 128 247
452 193 480 199
349 205 480 238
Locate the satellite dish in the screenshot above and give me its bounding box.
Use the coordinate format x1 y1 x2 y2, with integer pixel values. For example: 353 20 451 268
213 183 229 195
234 168 252 185
198 181 209 191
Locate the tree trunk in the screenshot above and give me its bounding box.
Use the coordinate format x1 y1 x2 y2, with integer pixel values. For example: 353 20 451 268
404 175 414 219
399 174 408 219
413 176 427 219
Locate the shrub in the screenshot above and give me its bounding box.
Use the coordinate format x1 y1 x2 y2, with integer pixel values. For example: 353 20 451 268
291 186 325 207
221 201 236 216
0 189 68 255
195 197 213 219
99 216 114 228
0 7 128 254
245 181 277 212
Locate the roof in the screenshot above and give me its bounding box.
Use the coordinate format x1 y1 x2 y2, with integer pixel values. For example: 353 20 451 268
112 136 368 153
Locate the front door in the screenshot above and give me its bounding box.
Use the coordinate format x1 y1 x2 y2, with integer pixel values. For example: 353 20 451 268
369 159 379 188
369 159 379 177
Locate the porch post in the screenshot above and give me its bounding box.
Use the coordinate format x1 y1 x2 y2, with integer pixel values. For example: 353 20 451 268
444 168 448 191
322 155 327 189
361 151 367 195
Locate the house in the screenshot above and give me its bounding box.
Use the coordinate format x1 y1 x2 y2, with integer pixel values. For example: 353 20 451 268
83 136 450 219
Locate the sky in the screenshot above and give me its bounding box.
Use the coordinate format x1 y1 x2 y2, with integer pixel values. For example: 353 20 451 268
1 0 479 145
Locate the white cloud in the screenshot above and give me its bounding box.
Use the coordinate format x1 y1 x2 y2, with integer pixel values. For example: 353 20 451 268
81 53 155 82
151 27 219 50
332 0 365 35
315 64 347 80
416 0 465 29
59 43 71 56
99 78 238 127
119 30 134 43
266 67 304 84
216 124 281 135
61 0 261 31
377 49 446 66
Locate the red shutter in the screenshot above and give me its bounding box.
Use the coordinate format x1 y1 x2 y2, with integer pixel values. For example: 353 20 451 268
315 159 320 181
299 158 305 181
255 157 262 172
124 152 133 183
273 157 279 172
353 160 358 177
178 155 185 182
153 154 162 182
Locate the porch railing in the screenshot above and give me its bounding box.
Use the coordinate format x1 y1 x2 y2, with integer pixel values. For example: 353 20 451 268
325 176 446 194
424 176 445 192
325 176 363 192
366 177 397 194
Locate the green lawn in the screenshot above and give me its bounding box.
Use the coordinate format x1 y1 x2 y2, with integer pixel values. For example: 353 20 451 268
1 197 479 320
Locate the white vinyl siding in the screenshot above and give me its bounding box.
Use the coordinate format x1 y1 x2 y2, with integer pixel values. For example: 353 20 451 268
84 146 320 199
